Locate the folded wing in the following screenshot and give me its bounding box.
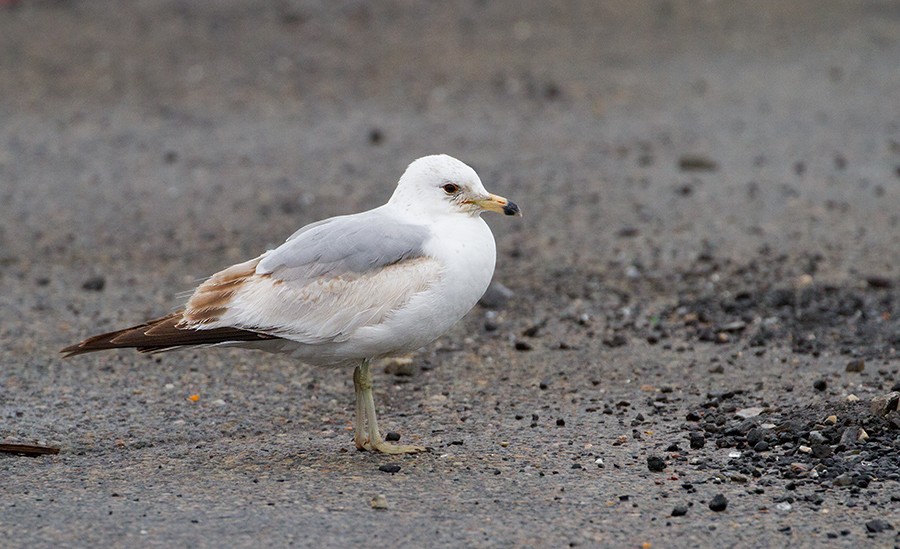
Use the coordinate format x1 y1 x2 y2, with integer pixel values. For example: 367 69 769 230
180 210 441 344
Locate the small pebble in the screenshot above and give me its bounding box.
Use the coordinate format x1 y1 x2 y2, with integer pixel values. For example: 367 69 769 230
514 340 533 351
689 432 706 449
368 128 384 145
385 432 401 442
81 276 106 292
479 281 514 309
370 494 389 509
845 359 865 372
647 456 666 472
671 505 688 517
735 407 764 419
378 464 401 474
708 494 728 512
678 154 719 172
813 380 827 391
832 473 853 487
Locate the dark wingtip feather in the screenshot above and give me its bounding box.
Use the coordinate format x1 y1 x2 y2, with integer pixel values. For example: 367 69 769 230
60 312 278 358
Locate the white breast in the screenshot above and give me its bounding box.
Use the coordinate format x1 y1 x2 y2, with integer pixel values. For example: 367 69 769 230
340 215 496 358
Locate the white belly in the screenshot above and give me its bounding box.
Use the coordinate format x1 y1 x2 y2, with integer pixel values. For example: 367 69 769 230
281 215 496 364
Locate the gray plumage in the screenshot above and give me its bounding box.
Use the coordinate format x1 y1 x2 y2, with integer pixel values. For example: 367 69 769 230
258 210 431 281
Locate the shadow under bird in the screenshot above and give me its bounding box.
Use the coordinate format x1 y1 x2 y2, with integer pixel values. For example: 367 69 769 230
62 154 521 454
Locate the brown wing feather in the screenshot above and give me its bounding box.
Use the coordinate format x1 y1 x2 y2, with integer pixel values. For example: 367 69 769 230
60 312 277 357
182 257 260 326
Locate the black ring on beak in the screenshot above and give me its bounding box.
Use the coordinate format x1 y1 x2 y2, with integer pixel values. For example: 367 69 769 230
502 201 521 216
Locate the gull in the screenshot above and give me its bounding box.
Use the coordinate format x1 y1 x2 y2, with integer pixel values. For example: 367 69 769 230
62 154 521 454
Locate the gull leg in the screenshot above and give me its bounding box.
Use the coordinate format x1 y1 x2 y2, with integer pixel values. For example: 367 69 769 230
353 364 369 450
358 359 425 454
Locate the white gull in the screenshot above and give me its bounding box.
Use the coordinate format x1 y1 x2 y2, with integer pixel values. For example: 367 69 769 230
62 154 521 454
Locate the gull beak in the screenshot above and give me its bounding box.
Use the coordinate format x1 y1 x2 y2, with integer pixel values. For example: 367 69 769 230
473 193 522 216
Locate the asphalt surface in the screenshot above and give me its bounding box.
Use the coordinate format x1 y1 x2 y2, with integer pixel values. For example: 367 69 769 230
1 1 899 547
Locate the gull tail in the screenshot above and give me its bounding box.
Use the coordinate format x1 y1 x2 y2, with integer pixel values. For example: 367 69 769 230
60 312 277 357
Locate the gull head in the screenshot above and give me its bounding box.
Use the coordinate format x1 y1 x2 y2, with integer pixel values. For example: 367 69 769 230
389 154 521 219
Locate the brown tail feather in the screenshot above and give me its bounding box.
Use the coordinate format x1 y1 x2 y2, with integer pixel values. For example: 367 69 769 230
60 312 278 357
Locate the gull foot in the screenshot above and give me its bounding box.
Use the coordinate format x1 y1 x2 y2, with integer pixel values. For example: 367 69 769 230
370 440 426 455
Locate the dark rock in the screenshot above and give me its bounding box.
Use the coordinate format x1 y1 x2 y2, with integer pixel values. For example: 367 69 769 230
678 155 718 172
514 340 533 351
647 456 666 472
865 519 893 533
384 432 401 442
864 276 893 289
603 334 628 348
746 428 764 446
813 380 827 391
689 432 706 449
378 464 401 474
616 226 640 238
708 494 728 512
811 443 832 459
368 128 384 145
845 359 865 373
81 276 106 292
671 505 688 517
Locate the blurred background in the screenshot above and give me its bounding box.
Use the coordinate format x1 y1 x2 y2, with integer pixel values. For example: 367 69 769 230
2 0 898 291
2 3 899 545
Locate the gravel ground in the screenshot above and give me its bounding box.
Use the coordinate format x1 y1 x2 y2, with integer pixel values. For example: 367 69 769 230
1 1 899 547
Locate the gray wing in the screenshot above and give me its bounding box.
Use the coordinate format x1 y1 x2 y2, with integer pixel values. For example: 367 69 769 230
257 210 431 281
181 210 443 344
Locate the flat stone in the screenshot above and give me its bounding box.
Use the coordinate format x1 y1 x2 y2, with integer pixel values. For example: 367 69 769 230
870 391 899 416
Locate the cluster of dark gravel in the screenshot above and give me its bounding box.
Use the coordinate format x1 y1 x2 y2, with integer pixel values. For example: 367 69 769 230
508 251 897 363
643 257 899 359
679 396 900 490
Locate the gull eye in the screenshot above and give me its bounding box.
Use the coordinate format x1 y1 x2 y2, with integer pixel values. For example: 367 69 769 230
441 183 460 194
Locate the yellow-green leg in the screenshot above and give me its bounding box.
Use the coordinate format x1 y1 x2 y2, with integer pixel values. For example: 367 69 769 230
352 360 425 454
353 364 368 450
